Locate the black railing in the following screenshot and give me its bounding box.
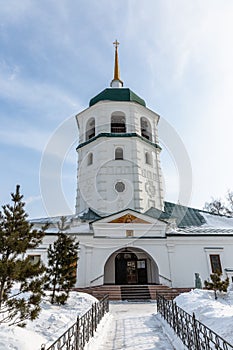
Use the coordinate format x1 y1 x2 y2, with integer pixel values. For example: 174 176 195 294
111 124 126 133
157 294 233 350
41 295 109 350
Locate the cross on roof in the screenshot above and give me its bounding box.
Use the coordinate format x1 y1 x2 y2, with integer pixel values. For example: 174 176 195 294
113 40 119 49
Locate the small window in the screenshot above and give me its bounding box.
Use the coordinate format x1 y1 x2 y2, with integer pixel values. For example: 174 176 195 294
210 254 222 273
140 117 152 141
28 255 41 265
115 147 123 160
115 181 125 193
145 152 152 165
87 153 93 165
111 112 126 133
126 230 134 237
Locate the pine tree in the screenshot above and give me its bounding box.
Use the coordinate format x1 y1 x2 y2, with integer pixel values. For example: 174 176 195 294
45 216 79 304
0 185 48 326
204 271 229 299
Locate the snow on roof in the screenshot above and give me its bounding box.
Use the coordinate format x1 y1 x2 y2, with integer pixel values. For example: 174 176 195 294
201 212 233 229
45 223 92 235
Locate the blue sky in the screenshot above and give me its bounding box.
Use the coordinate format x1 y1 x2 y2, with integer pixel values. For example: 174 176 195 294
1 0 233 218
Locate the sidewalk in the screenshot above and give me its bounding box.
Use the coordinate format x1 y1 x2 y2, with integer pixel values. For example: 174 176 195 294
85 302 175 350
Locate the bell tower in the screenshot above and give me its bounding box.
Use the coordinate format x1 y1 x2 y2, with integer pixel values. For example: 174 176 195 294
75 41 164 215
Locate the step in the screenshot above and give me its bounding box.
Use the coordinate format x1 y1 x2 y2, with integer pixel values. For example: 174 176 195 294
121 286 151 300
74 285 192 301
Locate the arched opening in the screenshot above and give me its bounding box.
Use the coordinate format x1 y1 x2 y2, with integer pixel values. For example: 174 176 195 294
140 117 152 141
87 152 93 165
104 247 159 285
115 147 123 160
111 112 126 133
86 118 95 140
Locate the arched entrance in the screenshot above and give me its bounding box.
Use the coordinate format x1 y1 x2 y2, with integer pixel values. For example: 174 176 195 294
104 247 159 285
115 251 147 284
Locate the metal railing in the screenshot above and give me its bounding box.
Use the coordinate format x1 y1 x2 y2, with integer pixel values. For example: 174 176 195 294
159 274 172 287
157 294 233 350
90 274 104 285
41 295 109 350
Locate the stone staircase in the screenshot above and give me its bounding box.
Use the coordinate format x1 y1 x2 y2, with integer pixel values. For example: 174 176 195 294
74 284 191 301
121 285 151 300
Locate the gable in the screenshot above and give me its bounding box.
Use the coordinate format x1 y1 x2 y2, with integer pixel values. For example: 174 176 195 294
110 213 150 224
92 208 166 225
91 209 168 238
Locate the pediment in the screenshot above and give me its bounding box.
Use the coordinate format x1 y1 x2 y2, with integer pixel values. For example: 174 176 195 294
92 209 168 238
110 213 150 224
92 209 166 225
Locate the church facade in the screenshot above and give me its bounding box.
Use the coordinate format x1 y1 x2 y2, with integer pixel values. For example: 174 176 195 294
30 42 233 289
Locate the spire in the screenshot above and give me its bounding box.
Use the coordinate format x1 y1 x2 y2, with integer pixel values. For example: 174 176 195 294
111 40 123 88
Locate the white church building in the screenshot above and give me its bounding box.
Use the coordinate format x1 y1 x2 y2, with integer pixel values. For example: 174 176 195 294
31 42 233 290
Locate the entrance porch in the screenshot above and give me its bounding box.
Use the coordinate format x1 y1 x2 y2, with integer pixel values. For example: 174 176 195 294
104 247 160 285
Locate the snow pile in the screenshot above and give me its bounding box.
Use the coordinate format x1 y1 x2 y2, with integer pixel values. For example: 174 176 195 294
0 292 98 350
175 289 233 345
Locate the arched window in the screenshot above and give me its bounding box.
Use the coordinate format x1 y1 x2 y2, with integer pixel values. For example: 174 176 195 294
115 147 123 160
86 118 95 140
87 153 93 165
145 152 152 165
111 112 126 133
140 117 152 141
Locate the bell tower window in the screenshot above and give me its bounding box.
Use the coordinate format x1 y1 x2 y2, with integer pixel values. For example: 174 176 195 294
111 112 126 133
86 118 95 140
140 117 152 141
115 147 123 160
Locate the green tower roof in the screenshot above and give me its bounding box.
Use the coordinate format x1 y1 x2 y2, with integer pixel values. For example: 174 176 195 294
89 88 146 107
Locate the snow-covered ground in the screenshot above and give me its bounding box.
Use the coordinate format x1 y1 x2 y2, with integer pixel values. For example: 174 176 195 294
0 292 98 350
85 302 175 350
86 290 233 349
175 289 233 345
1 289 233 350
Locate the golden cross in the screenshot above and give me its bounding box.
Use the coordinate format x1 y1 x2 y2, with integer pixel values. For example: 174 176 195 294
113 39 120 49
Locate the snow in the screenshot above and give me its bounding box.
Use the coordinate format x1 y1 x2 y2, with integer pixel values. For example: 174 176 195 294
1 289 233 349
202 212 233 229
175 289 233 345
0 292 98 350
45 223 91 234
85 301 175 350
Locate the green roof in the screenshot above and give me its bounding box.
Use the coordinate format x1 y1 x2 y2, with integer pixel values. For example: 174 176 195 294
89 88 146 107
145 202 206 228
78 208 101 221
76 132 161 150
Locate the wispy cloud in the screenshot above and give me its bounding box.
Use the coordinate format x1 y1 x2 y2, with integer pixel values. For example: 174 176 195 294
0 124 50 153
25 194 41 206
0 62 80 115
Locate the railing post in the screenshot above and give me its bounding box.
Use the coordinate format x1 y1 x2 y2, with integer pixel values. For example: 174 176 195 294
76 316 80 350
192 312 200 350
94 302 97 331
41 345 46 350
171 300 175 329
91 304 94 337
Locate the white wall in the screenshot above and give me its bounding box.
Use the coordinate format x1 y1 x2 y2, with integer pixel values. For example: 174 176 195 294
75 101 163 215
